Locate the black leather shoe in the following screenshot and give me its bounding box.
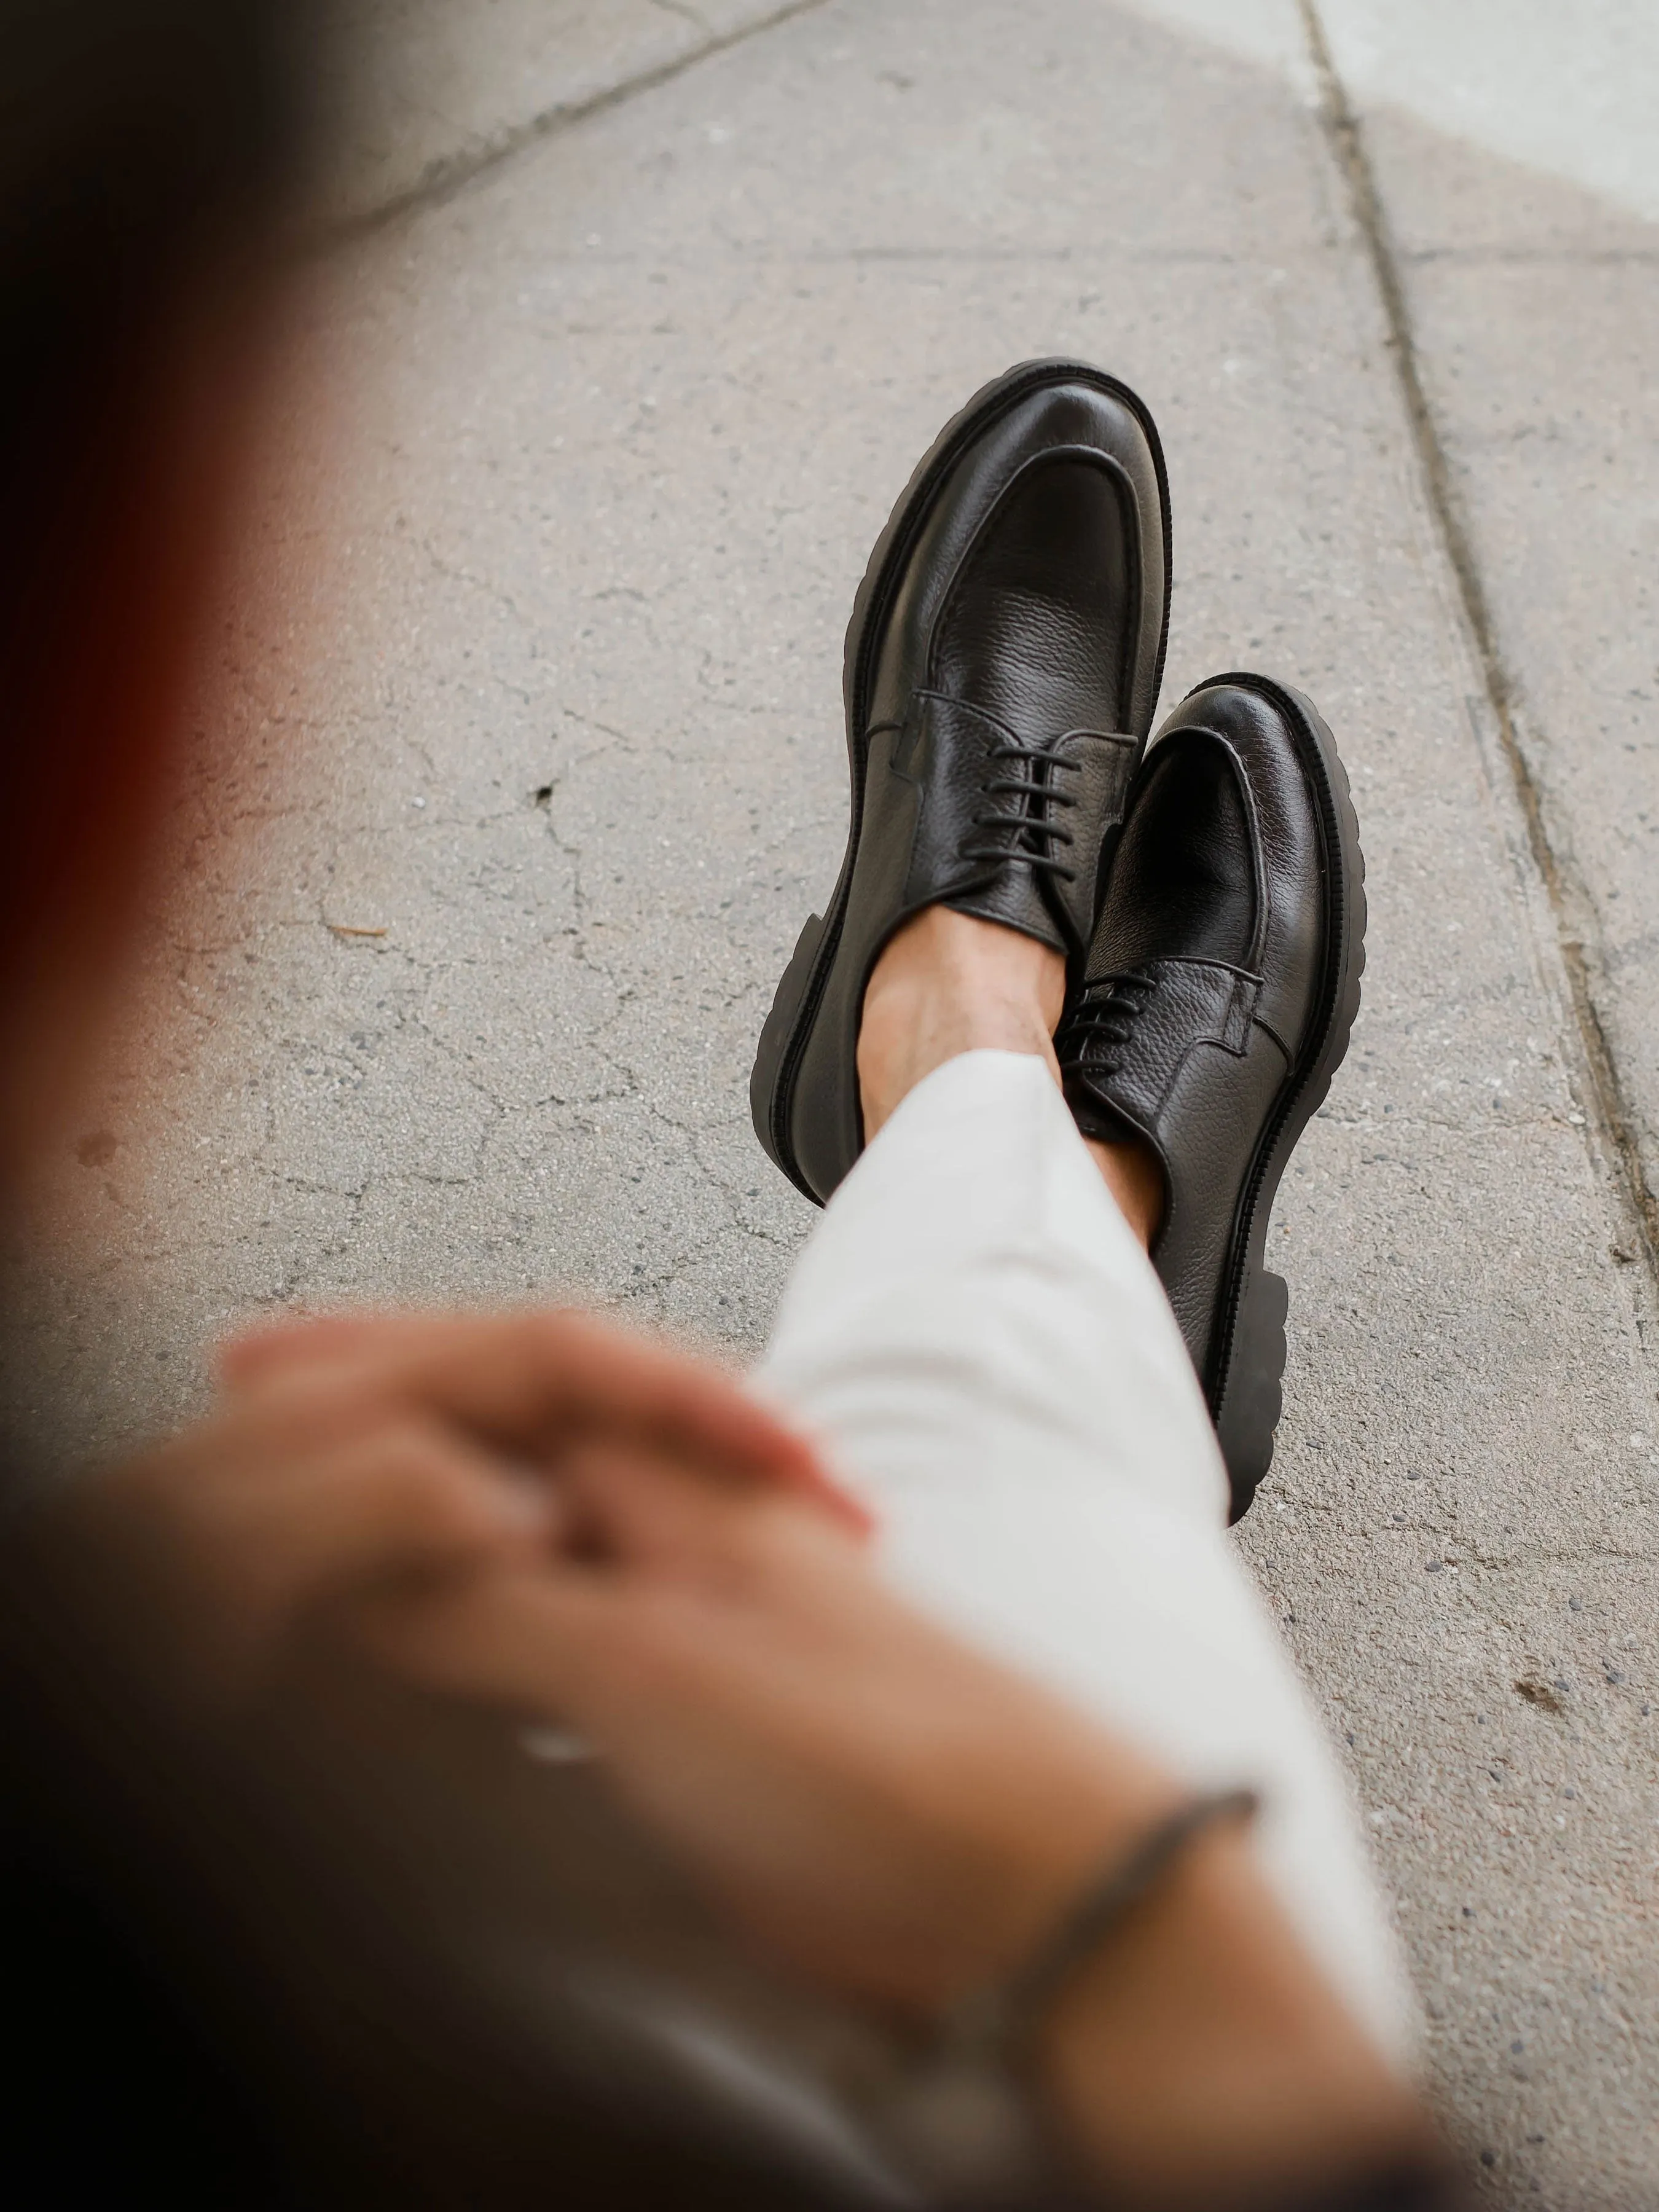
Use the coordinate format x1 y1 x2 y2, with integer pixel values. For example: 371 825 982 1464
1057 674 1367 1520
751 359 1171 1205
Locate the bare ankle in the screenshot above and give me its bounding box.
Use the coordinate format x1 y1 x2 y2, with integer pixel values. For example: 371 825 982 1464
1084 1134 1165 1251
857 907 1067 1138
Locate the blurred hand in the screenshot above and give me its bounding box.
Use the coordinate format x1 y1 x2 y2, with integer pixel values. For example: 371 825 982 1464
14 1308 1432 2207
360 1437 1179 2017
30 1308 852 1720
359 1437 1433 2208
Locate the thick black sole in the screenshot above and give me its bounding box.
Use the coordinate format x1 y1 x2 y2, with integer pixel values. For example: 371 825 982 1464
750 359 1173 1204
1195 674 1368 1521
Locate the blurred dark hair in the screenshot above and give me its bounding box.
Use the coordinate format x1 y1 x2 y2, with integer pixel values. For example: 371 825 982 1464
0 13 865 2205
0 0 307 1083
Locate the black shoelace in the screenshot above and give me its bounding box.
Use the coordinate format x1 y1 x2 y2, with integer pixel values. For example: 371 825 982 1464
1058 969 1156 1078
960 740 1081 881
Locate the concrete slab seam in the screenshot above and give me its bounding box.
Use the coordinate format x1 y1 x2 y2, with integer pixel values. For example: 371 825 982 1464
318 0 835 246
1296 0 1659 1308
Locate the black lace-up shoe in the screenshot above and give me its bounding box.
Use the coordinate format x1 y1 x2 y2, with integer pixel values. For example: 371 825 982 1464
1057 675 1367 1520
751 359 1172 1205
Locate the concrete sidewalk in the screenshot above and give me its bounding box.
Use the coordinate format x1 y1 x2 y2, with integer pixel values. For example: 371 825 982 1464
8 2 1656 2201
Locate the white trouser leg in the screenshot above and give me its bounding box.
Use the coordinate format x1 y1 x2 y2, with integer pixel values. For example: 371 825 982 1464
754 1049 1419 2068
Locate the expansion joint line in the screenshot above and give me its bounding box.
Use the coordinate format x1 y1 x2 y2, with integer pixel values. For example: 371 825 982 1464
1296 0 1659 1297
327 0 833 243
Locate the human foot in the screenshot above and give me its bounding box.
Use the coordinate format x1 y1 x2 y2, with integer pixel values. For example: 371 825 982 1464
750 359 1171 1208
855 907 1164 1252
855 906 1065 1139
1083 1131 1164 1250
1056 675 1367 1517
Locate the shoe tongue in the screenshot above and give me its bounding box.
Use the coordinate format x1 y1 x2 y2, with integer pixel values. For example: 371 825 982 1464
1089 729 1257 976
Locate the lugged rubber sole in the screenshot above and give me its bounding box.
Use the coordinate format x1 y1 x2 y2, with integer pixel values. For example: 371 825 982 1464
1199 674 1368 1521
750 359 1174 1203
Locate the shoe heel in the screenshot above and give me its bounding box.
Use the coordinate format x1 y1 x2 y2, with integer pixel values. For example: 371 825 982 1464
748 911 825 1182
1215 1265 1288 1522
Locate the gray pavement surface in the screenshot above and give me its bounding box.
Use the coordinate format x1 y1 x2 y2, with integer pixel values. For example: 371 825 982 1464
6 2 1657 2202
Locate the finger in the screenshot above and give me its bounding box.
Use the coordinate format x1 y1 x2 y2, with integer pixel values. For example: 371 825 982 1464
356 1564 620 1720
220 1309 872 1537
219 1310 768 1459
218 1311 383 1387
559 1438 838 1588
190 1422 562 1628
562 1439 746 1570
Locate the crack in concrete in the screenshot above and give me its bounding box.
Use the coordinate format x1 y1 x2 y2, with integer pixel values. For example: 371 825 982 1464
416 535 538 632
1298 0 1659 1308
650 0 714 40
320 0 836 246
1405 246 1659 269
